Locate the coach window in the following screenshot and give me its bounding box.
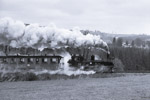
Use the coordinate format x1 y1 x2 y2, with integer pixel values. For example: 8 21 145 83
20 58 25 63
36 58 39 63
42 58 44 63
44 58 48 63
3 58 7 62
28 58 33 63
27 58 30 63
51 58 57 63
30 58 33 62
42 58 48 63
11 58 15 63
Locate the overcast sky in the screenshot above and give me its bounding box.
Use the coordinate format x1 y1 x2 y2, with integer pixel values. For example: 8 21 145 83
0 0 150 34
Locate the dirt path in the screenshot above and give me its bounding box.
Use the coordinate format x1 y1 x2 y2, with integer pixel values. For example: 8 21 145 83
0 73 150 100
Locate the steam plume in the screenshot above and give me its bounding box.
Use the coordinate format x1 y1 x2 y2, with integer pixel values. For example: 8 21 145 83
0 17 108 50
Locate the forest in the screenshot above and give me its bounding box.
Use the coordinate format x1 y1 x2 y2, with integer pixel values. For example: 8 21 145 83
108 36 150 72
110 46 150 72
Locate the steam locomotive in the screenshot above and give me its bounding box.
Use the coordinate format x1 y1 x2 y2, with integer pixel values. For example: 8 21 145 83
68 54 114 73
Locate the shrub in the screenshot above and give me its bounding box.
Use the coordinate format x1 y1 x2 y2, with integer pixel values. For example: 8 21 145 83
37 73 51 80
113 58 125 72
23 72 38 81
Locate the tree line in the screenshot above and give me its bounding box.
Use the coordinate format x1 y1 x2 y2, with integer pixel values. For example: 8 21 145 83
112 37 150 48
110 38 150 72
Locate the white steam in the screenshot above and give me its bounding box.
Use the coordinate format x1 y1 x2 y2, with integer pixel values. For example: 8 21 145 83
0 17 108 50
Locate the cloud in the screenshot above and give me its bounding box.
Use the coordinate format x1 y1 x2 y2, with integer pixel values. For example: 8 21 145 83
0 0 150 34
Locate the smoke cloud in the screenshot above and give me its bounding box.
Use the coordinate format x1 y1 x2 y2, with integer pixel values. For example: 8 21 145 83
0 17 108 50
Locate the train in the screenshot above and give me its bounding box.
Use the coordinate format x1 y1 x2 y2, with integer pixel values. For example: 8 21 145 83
0 44 115 73
0 53 114 73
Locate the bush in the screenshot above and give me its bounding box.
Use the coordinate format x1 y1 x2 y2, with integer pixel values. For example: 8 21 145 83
23 72 38 81
113 58 125 72
0 72 38 81
37 73 51 80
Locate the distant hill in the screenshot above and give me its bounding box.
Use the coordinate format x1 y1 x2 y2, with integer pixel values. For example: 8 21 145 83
81 30 150 43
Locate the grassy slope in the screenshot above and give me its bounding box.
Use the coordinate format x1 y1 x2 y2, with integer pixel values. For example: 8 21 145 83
0 73 150 100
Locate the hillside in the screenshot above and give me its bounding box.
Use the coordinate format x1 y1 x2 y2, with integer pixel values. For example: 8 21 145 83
81 30 150 43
